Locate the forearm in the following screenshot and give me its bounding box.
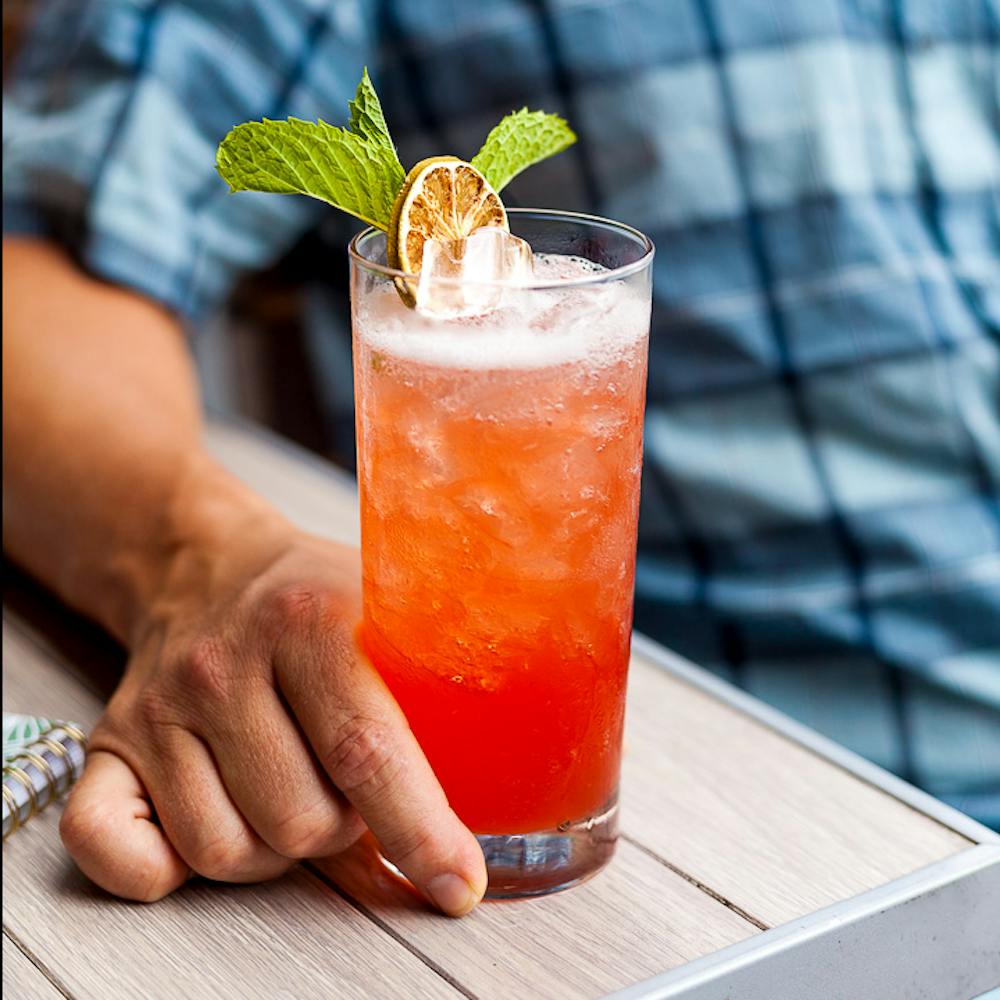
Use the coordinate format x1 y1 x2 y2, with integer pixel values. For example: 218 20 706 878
4 241 486 914
2 237 272 644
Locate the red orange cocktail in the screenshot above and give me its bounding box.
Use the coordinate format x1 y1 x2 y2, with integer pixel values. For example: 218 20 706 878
351 210 653 895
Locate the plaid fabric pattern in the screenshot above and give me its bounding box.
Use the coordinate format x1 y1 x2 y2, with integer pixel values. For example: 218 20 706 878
5 0 999 826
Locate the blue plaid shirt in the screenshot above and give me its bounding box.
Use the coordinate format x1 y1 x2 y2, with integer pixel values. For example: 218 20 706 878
5 0 999 827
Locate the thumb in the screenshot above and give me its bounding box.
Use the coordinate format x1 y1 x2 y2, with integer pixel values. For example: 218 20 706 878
278 627 487 916
60 749 190 901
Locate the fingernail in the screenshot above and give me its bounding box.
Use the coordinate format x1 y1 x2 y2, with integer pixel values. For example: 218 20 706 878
426 873 478 916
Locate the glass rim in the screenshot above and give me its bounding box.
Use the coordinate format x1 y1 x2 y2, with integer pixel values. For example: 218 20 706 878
348 207 655 290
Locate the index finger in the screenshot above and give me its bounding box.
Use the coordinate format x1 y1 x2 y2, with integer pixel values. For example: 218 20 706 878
276 614 487 916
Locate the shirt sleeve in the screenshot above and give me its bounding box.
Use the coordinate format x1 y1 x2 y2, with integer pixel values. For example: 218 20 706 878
3 0 376 319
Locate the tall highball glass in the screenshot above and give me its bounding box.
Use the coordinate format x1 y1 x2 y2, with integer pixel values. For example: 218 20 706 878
350 210 654 896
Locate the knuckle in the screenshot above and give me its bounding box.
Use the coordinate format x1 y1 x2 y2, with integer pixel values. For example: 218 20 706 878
262 585 322 639
115 854 176 904
189 836 253 881
60 799 112 856
382 821 437 869
128 870 172 904
175 637 232 703
324 717 401 796
335 810 368 852
266 802 338 859
132 686 174 732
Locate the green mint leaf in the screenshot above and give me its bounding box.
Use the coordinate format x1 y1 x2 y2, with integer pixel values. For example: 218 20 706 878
348 68 403 172
216 117 403 230
471 108 576 192
216 71 580 233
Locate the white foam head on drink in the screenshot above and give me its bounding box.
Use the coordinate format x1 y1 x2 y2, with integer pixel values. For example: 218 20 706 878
360 248 649 370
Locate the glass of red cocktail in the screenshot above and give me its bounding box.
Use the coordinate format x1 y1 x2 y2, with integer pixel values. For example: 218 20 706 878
350 209 654 897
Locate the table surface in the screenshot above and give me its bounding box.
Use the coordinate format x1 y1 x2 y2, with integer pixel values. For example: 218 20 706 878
1 418 981 1000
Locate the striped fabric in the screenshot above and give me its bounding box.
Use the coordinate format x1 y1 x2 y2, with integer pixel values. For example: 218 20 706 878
4 0 999 827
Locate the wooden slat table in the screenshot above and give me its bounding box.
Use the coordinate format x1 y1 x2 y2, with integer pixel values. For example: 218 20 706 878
4 417 999 1000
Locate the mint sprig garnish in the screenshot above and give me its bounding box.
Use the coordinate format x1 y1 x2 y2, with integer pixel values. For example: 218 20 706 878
347 69 403 169
216 71 576 231
470 108 576 193
216 118 404 229
217 70 404 230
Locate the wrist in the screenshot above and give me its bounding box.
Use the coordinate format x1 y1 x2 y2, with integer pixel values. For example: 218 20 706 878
112 453 294 648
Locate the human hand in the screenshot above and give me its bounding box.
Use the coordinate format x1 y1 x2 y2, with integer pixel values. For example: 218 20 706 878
59 495 486 916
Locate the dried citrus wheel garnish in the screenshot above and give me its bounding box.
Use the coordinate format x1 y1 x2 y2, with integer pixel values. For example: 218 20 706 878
387 156 508 303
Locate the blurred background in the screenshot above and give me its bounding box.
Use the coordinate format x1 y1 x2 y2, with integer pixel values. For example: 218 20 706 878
5 0 999 828
5 0 352 464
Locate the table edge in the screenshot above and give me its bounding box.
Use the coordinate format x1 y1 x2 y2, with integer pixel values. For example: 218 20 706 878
604 842 1000 1000
630 633 999 847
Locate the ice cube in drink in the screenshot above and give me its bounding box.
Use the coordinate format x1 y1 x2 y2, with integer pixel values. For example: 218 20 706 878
416 227 533 318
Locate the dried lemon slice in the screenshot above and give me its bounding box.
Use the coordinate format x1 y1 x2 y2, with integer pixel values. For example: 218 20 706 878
387 156 508 305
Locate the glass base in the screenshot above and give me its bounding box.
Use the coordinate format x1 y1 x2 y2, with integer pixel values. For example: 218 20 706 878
380 795 619 900
478 796 619 898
